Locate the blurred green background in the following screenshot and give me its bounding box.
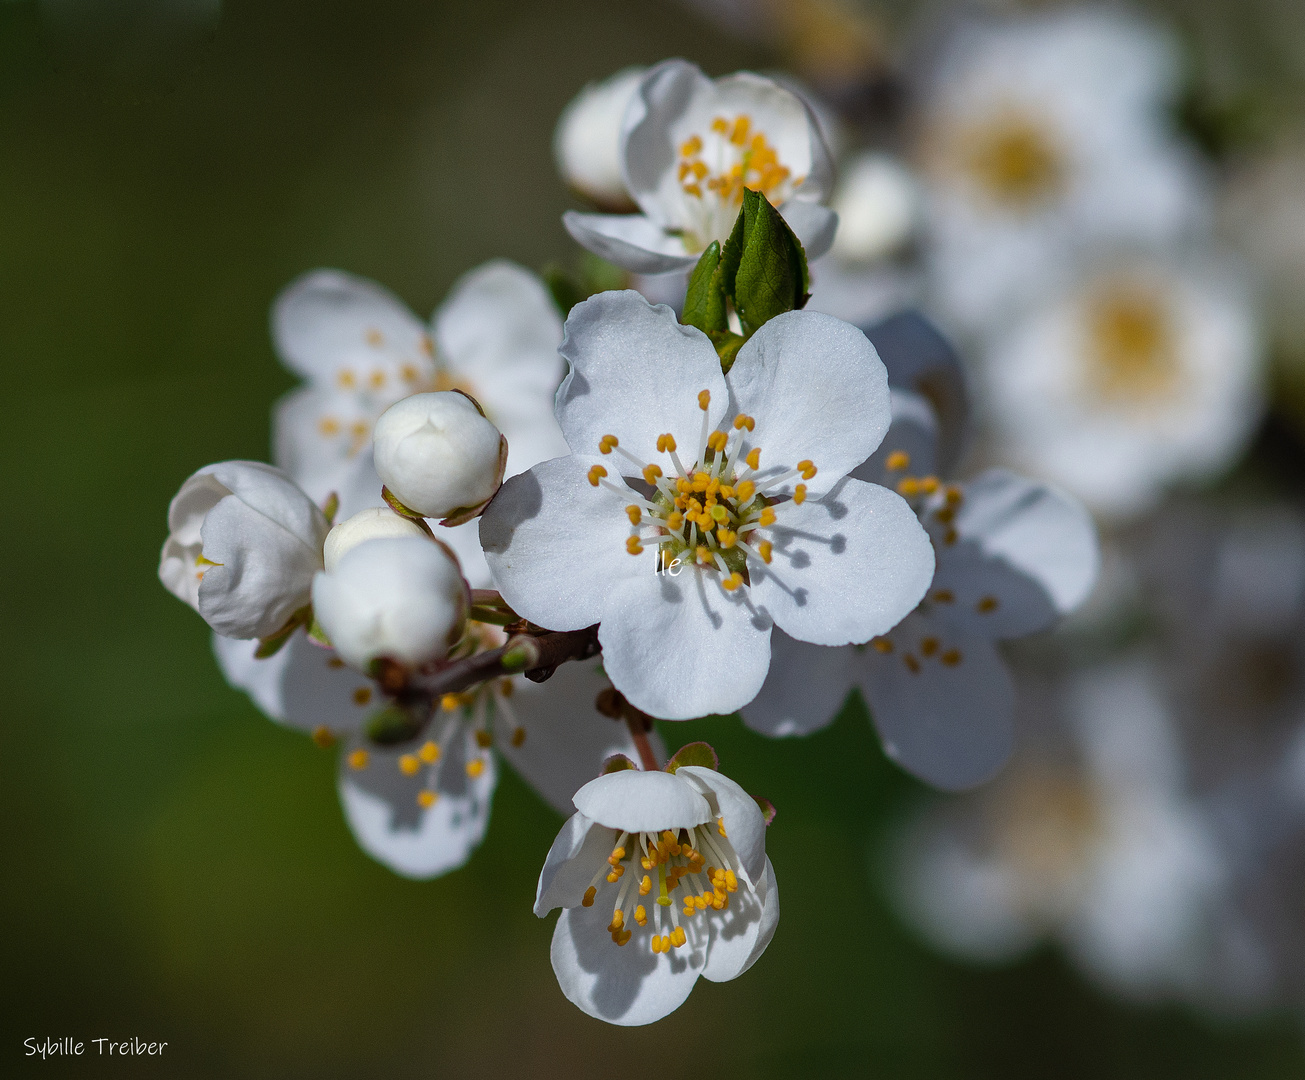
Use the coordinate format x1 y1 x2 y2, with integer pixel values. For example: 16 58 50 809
2 0 1304 1075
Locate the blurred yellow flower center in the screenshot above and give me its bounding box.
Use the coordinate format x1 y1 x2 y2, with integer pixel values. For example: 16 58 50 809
960 111 1065 210
991 765 1103 905
1084 286 1178 404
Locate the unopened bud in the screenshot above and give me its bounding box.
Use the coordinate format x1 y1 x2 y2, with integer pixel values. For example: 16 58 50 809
372 391 507 523
553 67 644 210
829 152 918 263
311 537 469 671
159 461 329 639
323 507 427 572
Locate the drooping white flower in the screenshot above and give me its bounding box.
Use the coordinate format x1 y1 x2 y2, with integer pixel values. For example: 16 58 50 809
372 391 507 522
535 764 777 1025
982 254 1264 518
743 389 1099 788
159 460 329 639
481 290 935 720
271 259 568 585
322 507 428 571
892 657 1227 1001
554 66 645 210
915 7 1208 333
311 536 469 671
563 60 838 275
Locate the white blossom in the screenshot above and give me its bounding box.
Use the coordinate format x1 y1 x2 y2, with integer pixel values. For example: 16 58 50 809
535 765 777 1025
322 507 428 571
481 290 934 720
554 66 645 210
159 460 329 639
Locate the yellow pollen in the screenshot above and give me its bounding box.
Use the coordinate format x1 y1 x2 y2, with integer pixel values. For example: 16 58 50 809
352 686 372 706
758 540 773 563
643 464 663 484
326 657 346 669
368 370 385 390
735 480 755 501
640 875 652 896
695 545 712 566
420 335 434 358
626 536 644 555
945 486 964 506
626 505 642 525
667 511 684 531
717 529 737 548
608 911 624 932
745 447 761 470
475 730 493 749
921 476 940 495
903 654 921 674
758 507 776 527
933 589 955 603
944 528 958 546
440 693 463 712
797 459 817 480
599 435 619 454
311 726 335 748
897 477 920 497
707 431 728 453
717 817 727 838
885 450 910 471
399 754 420 775
466 759 485 778
920 637 939 657
365 327 384 347
613 929 632 946
934 507 955 525
872 637 893 654
583 886 596 907
417 790 437 808
499 679 515 697
670 927 687 949
634 905 648 926
733 413 755 431
400 363 418 382
657 434 675 454
347 749 369 770
722 573 744 591
511 727 526 747
680 135 703 156
419 741 440 764
977 596 999 613
793 485 807 505
588 464 607 486
337 369 356 390
941 649 963 666
318 417 341 437
698 390 711 410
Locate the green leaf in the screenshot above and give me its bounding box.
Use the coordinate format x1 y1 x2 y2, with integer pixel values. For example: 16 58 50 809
665 741 719 774
682 240 727 335
307 617 332 648
601 753 638 775
710 332 746 374
365 705 421 746
752 795 777 827
732 188 809 337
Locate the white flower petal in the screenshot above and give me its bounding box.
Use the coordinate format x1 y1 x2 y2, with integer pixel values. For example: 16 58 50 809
778 200 838 262
598 566 773 720
752 478 935 646
863 615 1014 790
272 269 432 386
932 469 1099 639
212 632 378 736
499 659 668 815
703 855 779 983
851 388 941 489
676 766 766 885
555 290 727 464
572 769 711 833
727 310 891 490
535 812 611 914
480 454 639 631
550 898 702 1025
562 211 699 274
741 629 859 737
337 727 495 879
272 385 387 519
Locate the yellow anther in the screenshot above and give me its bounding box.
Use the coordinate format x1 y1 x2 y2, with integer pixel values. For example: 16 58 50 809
583 886 596 907
608 911 625 932
793 484 807 505
717 529 737 549
797 459 817 480
499 679 514 697
680 134 703 156
733 413 755 431
642 464 663 485
599 435 619 454
651 936 664 954
667 511 684 531
897 477 921 497
399 754 420 776
475 730 493 749
440 693 462 712
511 727 526 747
977 596 999 613
417 790 437 809
606 870 621 883
698 389 711 410
920 637 939 657
613 929 632 946
941 649 963 666
944 528 958 546
696 545 712 565
318 417 341 437
745 447 761 470
711 504 729 523
588 464 607 486
722 573 744 591
707 431 728 453
347 749 369 770
400 363 418 383
921 475 941 494
885 450 911 471
352 686 372 706
466 759 485 778
933 589 955 603
657 433 677 453
758 507 776 527
758 540 773 564
718 484 734 499
640 874 652 896
337 369 356 390
945 485 964 506
414 741 439 765
670 927 687 949
326 657 346 669
717 816 728 838
724 870 737 892
693 471 710 488
634 904 648 926
734 480 755 502
711 117 729 133
626 505 642 525
368 370 385 389
903 654 921 674
626 536 644 555
934 507 955 524
609 846 626 864
311 726 335 748
872 636 893 654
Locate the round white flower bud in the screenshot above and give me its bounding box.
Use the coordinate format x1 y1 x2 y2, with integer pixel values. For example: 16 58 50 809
553 67 644 210
830 152 919 263
372 391 507 522
158 461 329 639
323 507 428 572
311 536 469 671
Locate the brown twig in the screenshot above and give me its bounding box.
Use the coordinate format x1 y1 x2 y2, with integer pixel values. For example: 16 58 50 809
403 625 600 701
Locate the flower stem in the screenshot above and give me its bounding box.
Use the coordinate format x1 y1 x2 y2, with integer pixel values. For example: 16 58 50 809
626 715 661 772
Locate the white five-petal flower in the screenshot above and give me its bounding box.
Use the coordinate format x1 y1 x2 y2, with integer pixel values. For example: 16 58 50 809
535 764 777 1025
564 59 838 275
480 290 935 720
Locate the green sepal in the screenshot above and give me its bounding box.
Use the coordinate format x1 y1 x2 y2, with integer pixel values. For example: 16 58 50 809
752 795 777 827
320 491 339 527
710 331 746 373
682 241 728 335
381 485 424 522
365 705 422 746
665 741 719 774
307 617 332 648
731 188 809 337
601 753 639 775
254 606 311 659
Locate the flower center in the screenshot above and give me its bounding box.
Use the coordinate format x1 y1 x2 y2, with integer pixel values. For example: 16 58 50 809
992 765 1102 900
959 110 1065 210
581 820 741 953
675 114 803 252
1083 285 1178 405
588 390 820 593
